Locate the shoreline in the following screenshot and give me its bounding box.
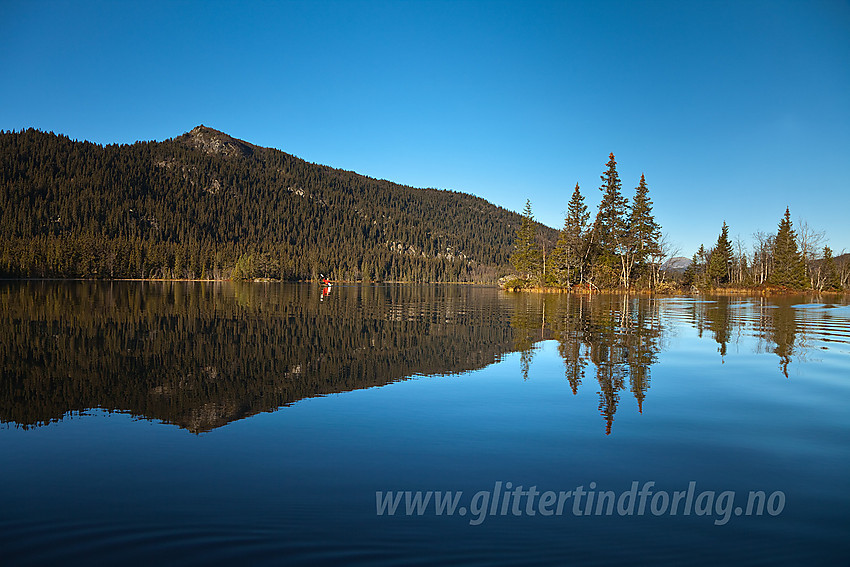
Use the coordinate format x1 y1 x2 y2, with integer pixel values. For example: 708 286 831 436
500 285 848 297
0 278 845 297
0 277 493 286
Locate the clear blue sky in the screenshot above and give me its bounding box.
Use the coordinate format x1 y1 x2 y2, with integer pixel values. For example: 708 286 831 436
2 0 848 257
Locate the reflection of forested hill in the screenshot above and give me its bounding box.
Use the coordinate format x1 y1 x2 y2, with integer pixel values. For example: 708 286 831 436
4 284 823 435
0 282 516 433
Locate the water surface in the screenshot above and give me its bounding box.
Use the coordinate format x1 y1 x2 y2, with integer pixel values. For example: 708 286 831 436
1 282 848 565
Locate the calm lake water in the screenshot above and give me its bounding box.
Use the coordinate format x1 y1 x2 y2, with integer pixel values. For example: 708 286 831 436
1 282 849 565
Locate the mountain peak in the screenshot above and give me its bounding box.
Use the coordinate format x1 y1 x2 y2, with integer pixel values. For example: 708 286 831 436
663 256 692 272
176 125 256 158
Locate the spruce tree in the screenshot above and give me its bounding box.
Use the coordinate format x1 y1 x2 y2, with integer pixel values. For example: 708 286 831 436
769 208 808 289
593 153 629 286
594 153 629 253
821 246 842 291
510 200 542 280
551 183 589 286
682 253 699 288
707 222 733 285
684 244 709 289
627 173 661 281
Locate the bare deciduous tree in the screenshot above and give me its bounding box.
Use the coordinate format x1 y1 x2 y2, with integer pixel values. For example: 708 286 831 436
734 234 748 285
652 232 679 287
752 231 774 285
796 218 825 288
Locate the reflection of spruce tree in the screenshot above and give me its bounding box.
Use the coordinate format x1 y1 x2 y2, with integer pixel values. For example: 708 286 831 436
626 298 661 413
554 296 588 395
769 302 798 378
555 298 582 399
686 297 736 360
519 349 533 381
704 297 732 358
508 293 546 380
689 296 801 377
597 367 622 435
587 297 627 435
563 344 585 395
550 294 663 433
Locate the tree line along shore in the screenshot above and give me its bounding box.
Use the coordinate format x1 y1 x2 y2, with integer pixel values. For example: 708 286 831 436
1 129 845 292
505 153 847 294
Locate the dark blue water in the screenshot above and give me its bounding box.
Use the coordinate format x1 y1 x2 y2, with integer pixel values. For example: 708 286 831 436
1 282 848 565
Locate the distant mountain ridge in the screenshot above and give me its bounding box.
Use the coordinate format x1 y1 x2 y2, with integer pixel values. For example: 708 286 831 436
0 126 558 281
662 256 691 273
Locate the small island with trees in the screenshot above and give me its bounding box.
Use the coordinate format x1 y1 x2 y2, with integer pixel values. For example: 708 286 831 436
505 153 847 294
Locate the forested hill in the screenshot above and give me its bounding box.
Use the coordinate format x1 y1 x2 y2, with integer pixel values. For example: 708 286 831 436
0 126 557 282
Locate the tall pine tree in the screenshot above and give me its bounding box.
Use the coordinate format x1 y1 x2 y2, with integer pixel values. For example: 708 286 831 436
593 153 629 286
551 183 590 286
594 153 629 253
769 208 808 289
707 222 733 285
626 173 661 285
510 200 542 280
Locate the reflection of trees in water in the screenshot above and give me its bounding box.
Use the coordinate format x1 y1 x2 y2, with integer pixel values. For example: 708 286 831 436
510 294 665 435
684 296 814 378
706 300 733 358
687 298 734 359
506 293 549 380
3 283 840 434
767 303 798 378
585 296 663 435
0 282 517 432
514 293 841 434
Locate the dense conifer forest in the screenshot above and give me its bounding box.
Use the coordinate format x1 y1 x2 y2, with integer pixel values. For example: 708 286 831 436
2 127 845 291
0 126 557 282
